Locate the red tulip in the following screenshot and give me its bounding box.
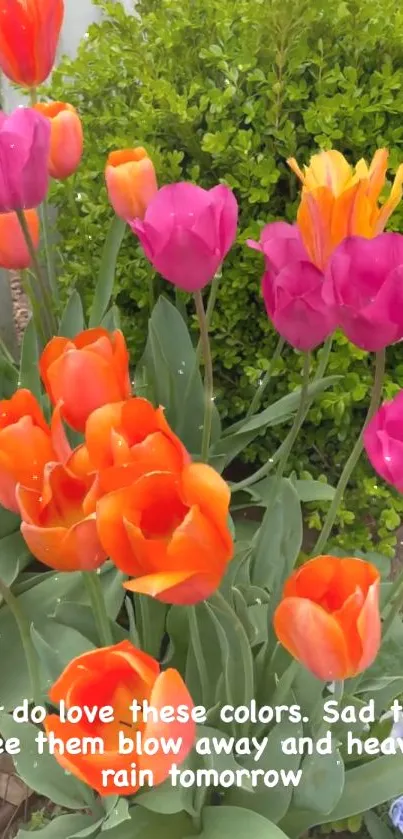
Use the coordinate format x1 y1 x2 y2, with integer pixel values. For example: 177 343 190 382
0 0 64 88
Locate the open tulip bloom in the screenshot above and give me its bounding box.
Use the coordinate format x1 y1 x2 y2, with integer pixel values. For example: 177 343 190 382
0 24 400 829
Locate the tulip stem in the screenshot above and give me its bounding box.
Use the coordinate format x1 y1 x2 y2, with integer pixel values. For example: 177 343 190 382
16 209 56 341
232 335 333 492
312 348 386 556
194 289 214 462
39 200 58 302
275 351 311 481
82 572 113 647
0 577 42 706
246 336 285 418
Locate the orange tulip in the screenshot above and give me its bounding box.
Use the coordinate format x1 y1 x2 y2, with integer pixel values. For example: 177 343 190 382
96 464 233 605
105 148 158 221
0 0 64 88
17 462 106 572
288 149 403 270
33 102 83 180
39 328 131 432
0 389 54 512
0 210 40 270
45 641 195 795
68 397 188 491
274 555 381 681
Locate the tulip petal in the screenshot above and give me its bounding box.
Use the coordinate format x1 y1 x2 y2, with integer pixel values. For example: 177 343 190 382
21 518 106 572
274 597 351 680
124 569 220 605
357 579 381 672
142 669 196 784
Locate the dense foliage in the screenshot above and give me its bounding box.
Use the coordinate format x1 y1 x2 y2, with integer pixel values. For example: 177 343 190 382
45 0 403 554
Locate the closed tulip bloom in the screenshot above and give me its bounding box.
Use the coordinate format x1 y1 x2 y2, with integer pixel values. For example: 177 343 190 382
45 641 195 795
0 209 39 269
0 389 54 512
81 398 190 491
34 102 83 180
0 0 64 87
274 555 381 681
17 462 106 572
131 182 238 292
288 149 403 270
323 233 403 351
39 328 131 432
364 390 403 493
247 222 336 351
0 108 51 212
105 147 158 221
96 464 233 605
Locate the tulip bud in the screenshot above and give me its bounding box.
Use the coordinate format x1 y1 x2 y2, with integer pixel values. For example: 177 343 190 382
34 102 83 180
247 222 336 351
131 182 238 292
0 109 50 212
45 642 195 795
323 233 403 351
0 0 64 88
105 147 158 221
364 390 403 493
274 555 381 681
0 210 39 270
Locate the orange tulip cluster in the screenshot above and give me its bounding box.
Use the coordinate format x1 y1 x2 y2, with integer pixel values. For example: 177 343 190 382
0 327 234 604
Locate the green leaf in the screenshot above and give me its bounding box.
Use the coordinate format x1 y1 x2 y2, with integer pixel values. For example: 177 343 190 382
364 811 396 839
191 806 291 839
252 478 302 590
0 530 31 585
0 354 18 398
59 290 85 337
135 776 195 816
213 376 341 465
31 623 71 683
136 297 221 454
186 603 219 707
0 714 93 809
16 814 98 839
53 600 127 647
89 216 126 327
101 305 121 331
225 718 303 823
19 317 41 400
206 594 254 730
0 505 20 538
135 594 167 658
280 755 403 836
293 741 345 815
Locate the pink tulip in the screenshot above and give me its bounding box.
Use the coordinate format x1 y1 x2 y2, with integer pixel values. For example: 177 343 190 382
247 222 337 351
0 108 51 212
130 182 238 291
323 233 403 351
364 391 403 492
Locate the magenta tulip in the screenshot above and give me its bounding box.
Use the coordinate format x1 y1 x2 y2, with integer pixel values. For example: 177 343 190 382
364 391 403 492
323 233 403 351
130 182 238 291
0 108 51 212
247 222 336 351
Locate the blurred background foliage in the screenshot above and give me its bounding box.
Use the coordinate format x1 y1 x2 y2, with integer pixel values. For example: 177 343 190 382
45 0 403 556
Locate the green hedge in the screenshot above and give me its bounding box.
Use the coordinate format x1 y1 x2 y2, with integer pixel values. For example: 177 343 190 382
45 0 403 554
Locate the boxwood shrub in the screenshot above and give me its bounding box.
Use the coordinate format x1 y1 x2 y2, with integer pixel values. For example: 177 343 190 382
45 0 403 554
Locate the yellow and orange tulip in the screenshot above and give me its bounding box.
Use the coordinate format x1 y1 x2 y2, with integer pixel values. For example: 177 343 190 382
0 389 54 512
96 463 233 604
34 102 83 180
40 328 131 432
288 149 403 269
0 210 40 270
274 555 381 681
45 641 195 795
17 462 106 572
105 147 158 221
